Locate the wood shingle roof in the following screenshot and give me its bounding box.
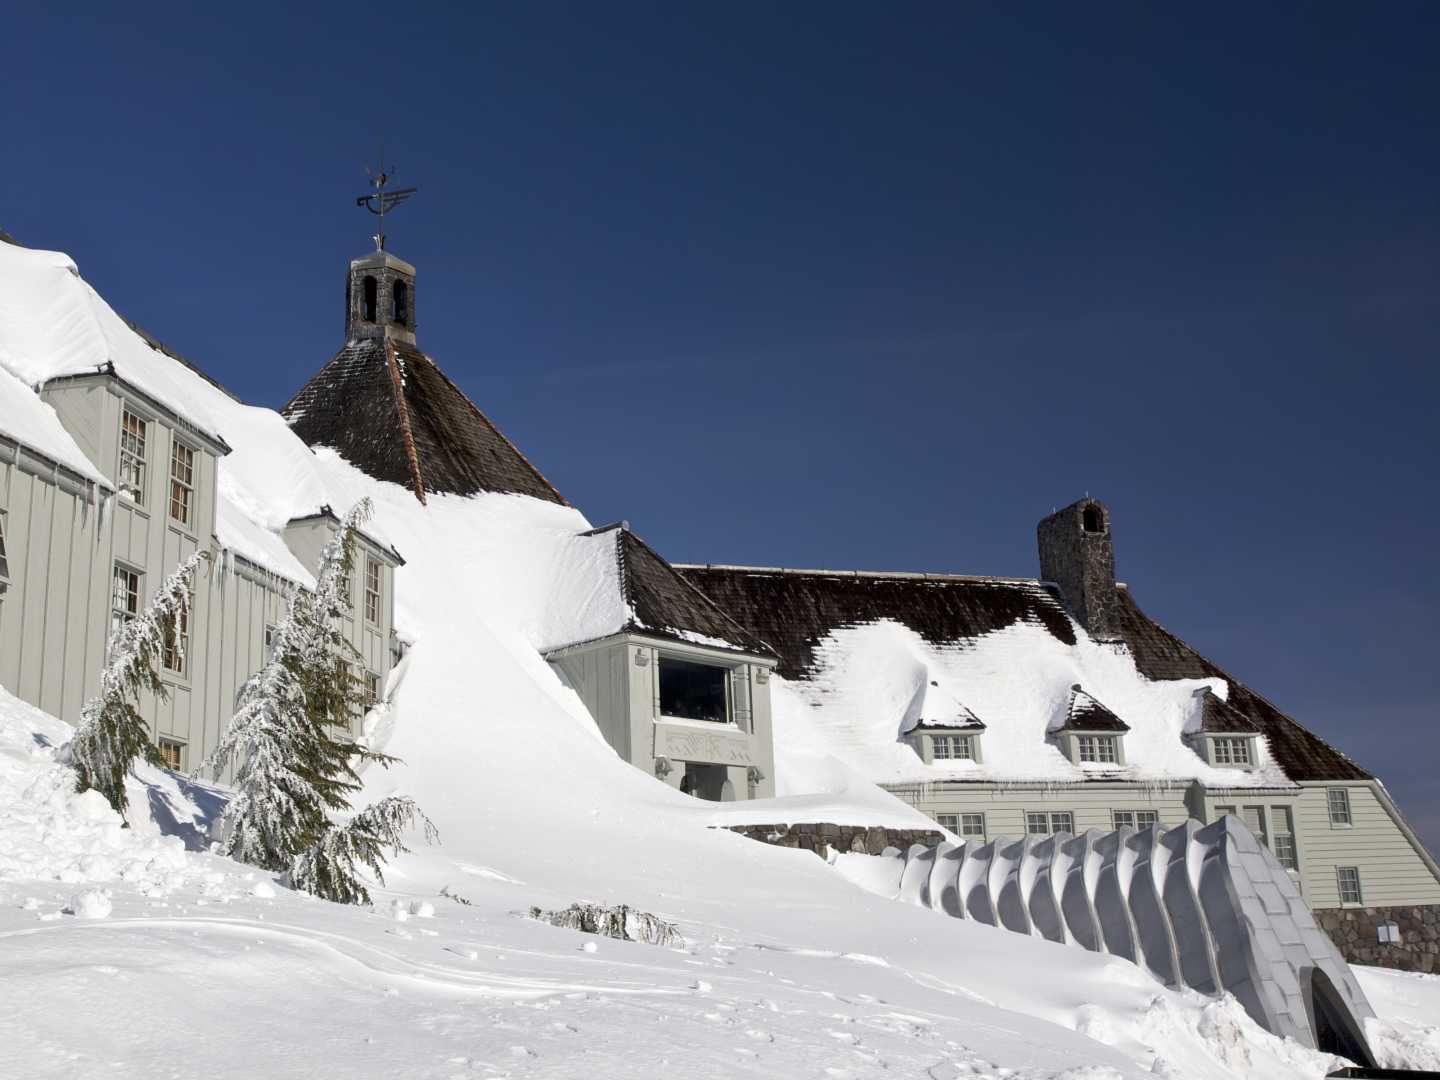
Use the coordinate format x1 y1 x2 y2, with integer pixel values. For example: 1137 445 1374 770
675 564 1371 783
282 337 565 505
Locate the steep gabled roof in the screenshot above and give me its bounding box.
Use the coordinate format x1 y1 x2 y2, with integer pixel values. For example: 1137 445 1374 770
674 566 1075 678
1054 686 1130 733
1194 688 1261 735
282 337 565 505
590 528 774 659
674 564 1371 782
1110 586 1370 781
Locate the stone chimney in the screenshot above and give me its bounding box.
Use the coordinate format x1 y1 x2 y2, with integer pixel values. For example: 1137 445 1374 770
344 249 417 346
1037 497 1122 641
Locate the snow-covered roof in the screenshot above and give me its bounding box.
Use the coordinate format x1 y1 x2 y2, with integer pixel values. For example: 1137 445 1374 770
678 565 1369 787
0 364 110 488
543 525 774 659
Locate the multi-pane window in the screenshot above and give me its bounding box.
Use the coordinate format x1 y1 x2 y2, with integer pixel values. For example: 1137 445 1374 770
169 440 195 526
0 510 9 581
364 557 382 624
1077 735 1118 764
1212 737 1252 766
1328 788 1353 827
364 671 381 709
119 409 147 502
1271 806 1299 871
937 814 959 831
959 813 986 838
264 623 280 661
932 734 974 761
157 738 185 771
1240 805 1269 847
163 601 190 675
1336 866 1363 905
1026 811 1075 835
1113 809 1160 830
111 564 140 637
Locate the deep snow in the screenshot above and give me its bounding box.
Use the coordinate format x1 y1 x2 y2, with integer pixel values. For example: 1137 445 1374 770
2 240 1436 1078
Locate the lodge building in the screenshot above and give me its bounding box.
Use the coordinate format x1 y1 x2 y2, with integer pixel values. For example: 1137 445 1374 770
0 224 1435 970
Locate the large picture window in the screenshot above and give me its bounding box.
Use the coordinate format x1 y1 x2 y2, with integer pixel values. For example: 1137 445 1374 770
658 657 728 723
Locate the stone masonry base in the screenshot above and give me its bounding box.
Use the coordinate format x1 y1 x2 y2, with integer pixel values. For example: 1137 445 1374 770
1314 904 1440 973
722 822 945 857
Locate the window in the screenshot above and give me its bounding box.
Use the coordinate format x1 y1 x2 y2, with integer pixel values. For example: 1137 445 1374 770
1378 921 1402 945
658 657 729 723
364 557 382 624
264 623 281 660
169 440 195 526
1113 809 1159 830
959 813 986 839
111 564 141 637
1082 505 1104 533
1077 735 1118 764
0 510 9 581
1026 811 1075 835
1336 866 1363 905
1240 805 1268 847
362 275 378 322
1328 788 1353 827
931 734 974 761
163 601 190 675
363 671 381 709
1212 737 1252 766
1272 806 1298 871
156 738 185 771
1214 804 1236 820
118 409 148 502
392 280 409 325
936 814 959 831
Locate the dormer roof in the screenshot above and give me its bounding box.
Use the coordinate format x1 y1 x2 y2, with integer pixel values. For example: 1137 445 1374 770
1054 685 1131 733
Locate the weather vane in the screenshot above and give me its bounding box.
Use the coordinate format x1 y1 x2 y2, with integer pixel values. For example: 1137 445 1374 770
356 146 417 251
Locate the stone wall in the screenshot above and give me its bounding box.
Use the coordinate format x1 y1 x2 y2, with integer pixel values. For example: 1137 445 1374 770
722 822 945 857
1314 904 1440 973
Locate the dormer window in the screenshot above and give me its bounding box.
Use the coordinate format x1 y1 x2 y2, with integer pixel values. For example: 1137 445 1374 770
659 656 729 723
932 734 974 760
1077 734 1119 764
1212 737 1252 766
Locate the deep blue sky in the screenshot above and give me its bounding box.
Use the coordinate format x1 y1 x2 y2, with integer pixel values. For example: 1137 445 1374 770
7 4 1438 850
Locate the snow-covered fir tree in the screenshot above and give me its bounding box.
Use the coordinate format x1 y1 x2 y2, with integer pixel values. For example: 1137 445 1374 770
69 550 209 816
209 498 430 900
291 795 437 905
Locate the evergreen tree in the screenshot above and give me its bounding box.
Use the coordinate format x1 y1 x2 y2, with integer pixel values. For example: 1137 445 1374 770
291 795 437 905
210 498 429 900
69 550 208 816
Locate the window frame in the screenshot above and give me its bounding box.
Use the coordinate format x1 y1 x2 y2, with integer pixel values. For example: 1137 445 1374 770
110 562 142 640
1336 865 1363 905
363 670 381 709
931 733 974 761
1077 734 1119 764
1328 788 1353 828
168 437 197 529
1271 805 1299 871
936 813 959 832
364 556 382 625
1025 810 1075 835
1112 809 1159 831
1211 736 1253 767
959 812 986 839
656 654 733 725
156 737 186 771
118 407 149 505
0 507 9 584
162 596 190 677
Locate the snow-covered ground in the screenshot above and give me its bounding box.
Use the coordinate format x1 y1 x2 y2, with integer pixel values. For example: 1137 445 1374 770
3 240 1437 1078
